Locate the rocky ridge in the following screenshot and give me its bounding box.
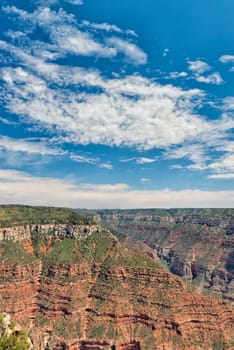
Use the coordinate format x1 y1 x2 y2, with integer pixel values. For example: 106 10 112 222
97 209 234 303
0 206 233 349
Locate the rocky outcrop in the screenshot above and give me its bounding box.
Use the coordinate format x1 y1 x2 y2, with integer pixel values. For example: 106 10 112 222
0 259 41 324
98 209 234 303
33 262 234 349
0 224 101 242
0 212 233 349
100 211 234 233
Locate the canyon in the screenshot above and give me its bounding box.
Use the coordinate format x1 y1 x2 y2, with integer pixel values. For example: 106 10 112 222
97 209 234 303
0 206 233 349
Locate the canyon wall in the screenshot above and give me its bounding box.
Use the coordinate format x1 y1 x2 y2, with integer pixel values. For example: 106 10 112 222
0 207 233 349
98 209 234 303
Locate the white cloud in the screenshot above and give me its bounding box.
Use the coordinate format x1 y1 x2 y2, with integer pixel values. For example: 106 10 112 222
2 6 143 62
208 173 234 179
223 97 234 110
65 0 83 5
1 4 233 176
219 55 234 64
136 157 157 164
119 158 135 163
37 0 84 4
188 60 211 74
0 136 63 155
0 117 15 125
107 37 147 65
99 163 113 170
208 153 234 173
1 64 208 150
67 154 113 169
165 144 208 164
81 20 136 36
70 154 98 164
51 25 116 57
195 72 224 85
186 60 224 85
140 178 151 183
215 141 234 153
169 71 188 79
0 169 233 208
165 128 234 177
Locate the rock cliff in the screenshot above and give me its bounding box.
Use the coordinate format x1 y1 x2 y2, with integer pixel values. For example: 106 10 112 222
97 209 234 303
0 206 233 349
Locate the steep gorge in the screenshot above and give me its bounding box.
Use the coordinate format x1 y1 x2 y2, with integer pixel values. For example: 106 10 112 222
97 209 234 303
0 206 233 349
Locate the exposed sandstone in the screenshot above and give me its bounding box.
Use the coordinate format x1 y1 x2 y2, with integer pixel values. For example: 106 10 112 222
98 209 234 303
0 219 233 349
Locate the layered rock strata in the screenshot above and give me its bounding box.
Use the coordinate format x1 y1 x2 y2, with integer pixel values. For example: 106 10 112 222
98 209 234 302
0 214 233 349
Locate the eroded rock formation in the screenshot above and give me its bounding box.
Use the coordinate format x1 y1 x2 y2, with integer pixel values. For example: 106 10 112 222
98 209 234 303
0 207 233 349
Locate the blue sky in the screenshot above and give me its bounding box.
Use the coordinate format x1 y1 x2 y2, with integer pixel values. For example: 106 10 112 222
0 0 233 208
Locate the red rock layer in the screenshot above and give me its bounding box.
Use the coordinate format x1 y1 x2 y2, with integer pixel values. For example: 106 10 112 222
0 259 42 325
34 264 234 350
0 225 233 349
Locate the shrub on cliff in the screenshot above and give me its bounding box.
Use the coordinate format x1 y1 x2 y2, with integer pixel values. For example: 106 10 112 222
0 333 29 350
0 313 30 350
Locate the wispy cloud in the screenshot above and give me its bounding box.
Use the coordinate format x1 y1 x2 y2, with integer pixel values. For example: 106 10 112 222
208 153 234 176
187 59 224 85
223 97 234 110
140 178 151 183
1 62 207 149
188 60 211 74
65 0 83 5
0 117 16 125
99 162 113 170
70 154 98 164
169 71 188 79
67 154 113 170
208 173 234 179
195 72 224 85
0 169 233 208
107 37 147 64
0 136 64 155
0 3 233 182
165 144 208 170
81 20 136 36
220 54 234 64
166 142 234 179
2 6 143 62
120 157 157 164
136 157 157 164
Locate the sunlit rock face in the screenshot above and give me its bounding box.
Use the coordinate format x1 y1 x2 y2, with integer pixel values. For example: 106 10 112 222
0 206 233 349
98 209 234 303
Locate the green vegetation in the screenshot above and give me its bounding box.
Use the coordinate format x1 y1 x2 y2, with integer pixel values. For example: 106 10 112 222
97 208 234 219
0 333 29 350
88 324 106 339
44 230 161 269
0 205 92 227
54 318 81 339
108 243 161 268
0 313 30 350
44 238 83 264
34 313 50 327
78 231 116 263
0 241 36 264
